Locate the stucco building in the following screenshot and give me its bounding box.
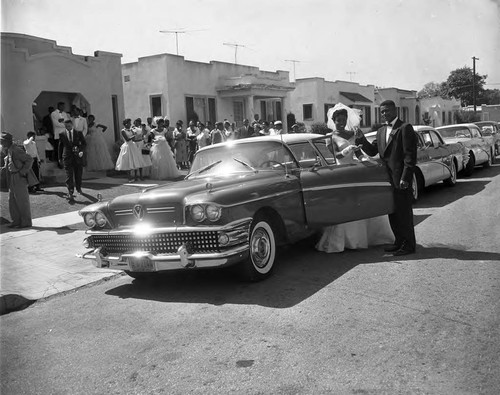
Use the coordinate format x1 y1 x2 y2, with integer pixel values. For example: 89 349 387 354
287 78 375 130
1 33 125 146
122 53 294 129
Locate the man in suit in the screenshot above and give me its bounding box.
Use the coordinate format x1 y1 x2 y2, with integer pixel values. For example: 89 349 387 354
58 119 86 201
236 119 253 139
355 100 418 256
1 132 33 228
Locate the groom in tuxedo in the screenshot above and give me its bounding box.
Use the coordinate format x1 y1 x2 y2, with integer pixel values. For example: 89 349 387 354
58 119 86 201
355 100 418 256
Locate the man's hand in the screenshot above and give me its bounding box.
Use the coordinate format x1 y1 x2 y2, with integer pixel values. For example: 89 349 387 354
399 180 409 190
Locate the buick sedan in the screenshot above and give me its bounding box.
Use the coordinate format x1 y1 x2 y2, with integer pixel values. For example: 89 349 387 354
364 126 469 201
436 123 495 175
78 134 395 281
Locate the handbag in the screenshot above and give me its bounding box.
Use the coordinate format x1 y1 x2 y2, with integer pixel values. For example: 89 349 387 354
141 148 151 155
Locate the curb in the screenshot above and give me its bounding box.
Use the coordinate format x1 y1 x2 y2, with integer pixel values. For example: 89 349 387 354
0 272 125 316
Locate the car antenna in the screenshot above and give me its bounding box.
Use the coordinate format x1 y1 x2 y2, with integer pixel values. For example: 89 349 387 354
280 131 289 177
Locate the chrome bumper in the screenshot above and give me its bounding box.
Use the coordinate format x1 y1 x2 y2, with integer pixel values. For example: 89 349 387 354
79 244 249 271
78 218 252 272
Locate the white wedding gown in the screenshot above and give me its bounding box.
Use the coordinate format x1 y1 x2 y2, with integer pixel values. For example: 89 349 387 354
315 133 394 253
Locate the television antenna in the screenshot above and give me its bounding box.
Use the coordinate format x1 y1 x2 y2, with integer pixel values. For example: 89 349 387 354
346 71 357 82
223 42 249 64
285 59 302 81
159 29 206 55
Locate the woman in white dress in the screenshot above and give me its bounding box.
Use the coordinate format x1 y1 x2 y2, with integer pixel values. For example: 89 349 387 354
150 117 181 180
316 103 394 253
85 114 114 171
115 118 148 182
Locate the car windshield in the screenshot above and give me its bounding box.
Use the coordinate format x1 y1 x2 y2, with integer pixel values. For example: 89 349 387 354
437 126 471 139
187 140 298 178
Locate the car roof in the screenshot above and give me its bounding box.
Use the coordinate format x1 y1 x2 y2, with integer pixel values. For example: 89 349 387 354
413 125 437 132
197 133 325 152
474 121 497 126
436 123 478 129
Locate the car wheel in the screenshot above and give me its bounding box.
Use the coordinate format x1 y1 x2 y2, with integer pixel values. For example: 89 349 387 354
443 160 457 186
463 153 475 176
240 218 276 281
411 171 424 202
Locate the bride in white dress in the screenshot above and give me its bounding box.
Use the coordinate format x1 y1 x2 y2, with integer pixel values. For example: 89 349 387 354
150 118 181 180
316 103 394 253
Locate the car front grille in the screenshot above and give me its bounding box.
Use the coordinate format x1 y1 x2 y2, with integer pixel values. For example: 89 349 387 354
89 231 220 254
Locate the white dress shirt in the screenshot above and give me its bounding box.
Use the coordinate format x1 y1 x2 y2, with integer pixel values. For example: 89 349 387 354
51 110 70 139
23 137 40 160
386 118 398 143
72 116 88 137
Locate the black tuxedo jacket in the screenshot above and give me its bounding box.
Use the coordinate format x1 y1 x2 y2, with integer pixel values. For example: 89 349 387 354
58 129 87 166
356 119 418 187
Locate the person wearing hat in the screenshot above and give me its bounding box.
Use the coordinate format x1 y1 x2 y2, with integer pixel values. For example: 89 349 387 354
1 132 34 228
272 120 286 135
236 119 253 140
58 119 87 201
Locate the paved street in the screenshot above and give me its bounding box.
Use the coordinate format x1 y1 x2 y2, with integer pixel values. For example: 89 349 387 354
1 164 500 394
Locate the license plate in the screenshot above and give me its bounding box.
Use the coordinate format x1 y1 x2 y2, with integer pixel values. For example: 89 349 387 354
128 257 154 272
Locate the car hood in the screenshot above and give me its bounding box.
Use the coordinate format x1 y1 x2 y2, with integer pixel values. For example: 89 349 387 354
101 171 288 227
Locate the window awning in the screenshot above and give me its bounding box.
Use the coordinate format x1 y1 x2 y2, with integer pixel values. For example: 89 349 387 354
340 92 372 103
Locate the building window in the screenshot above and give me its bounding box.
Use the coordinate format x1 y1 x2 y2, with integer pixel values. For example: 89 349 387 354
362 105 371 127
260 101 267 121
151 96 162 117
233 101 244 126
324 103 335 123
303 104 313 120
401 106 409 122
375 107 381 124
208 98 216 127
124 75 130 82
275 101 282 121
448 111 452 124
442 111 446 125
185 96 195 123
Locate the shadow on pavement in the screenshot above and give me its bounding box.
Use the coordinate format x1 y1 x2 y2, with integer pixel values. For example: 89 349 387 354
415 163 500 209
105 241 500 309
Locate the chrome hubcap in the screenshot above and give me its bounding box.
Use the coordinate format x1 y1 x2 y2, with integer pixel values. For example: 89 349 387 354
250 228 271 268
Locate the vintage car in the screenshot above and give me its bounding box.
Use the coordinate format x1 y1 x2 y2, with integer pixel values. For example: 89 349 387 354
78 133 395 281
364 126 469 201
436 123 495 175
474 121 500 156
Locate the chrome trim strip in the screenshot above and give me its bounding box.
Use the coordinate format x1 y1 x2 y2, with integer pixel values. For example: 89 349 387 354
85 217 253 236
188 189 301 209
303 182 391 192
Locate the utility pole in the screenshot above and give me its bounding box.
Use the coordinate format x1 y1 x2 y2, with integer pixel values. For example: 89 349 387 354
472 56 479 114
346 71 357 82
285 60 301 82
223 43 247 64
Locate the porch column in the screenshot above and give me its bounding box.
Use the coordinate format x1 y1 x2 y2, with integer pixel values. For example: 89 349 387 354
246 95 254 121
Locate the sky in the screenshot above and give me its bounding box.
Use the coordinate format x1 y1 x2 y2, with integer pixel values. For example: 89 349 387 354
2 0 500 92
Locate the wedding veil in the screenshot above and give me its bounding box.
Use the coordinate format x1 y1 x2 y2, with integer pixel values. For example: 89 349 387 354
326 103 361 131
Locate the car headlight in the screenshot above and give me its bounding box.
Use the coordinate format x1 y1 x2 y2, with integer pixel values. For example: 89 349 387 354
83 212 96 227
205 204 221 222
191 204 206 222
95 212 107 228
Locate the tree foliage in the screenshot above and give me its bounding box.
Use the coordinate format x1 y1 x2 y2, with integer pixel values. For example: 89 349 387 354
441 66 487 106
479 89 500 105
417 82 447 99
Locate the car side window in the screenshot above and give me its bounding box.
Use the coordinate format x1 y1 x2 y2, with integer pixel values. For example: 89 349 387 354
422 132 433 147
455 128 471 138
470 127 481 138
289 142 322 168
429 131 443 146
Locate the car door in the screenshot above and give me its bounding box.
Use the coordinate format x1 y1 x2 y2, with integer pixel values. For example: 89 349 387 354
296 138 394 228
417 130 445 185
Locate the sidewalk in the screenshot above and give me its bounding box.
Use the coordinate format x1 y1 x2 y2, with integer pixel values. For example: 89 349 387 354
0 174 164 315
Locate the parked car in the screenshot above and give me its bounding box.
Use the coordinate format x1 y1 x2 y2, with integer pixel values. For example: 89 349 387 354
364 126 468 201
78 134 395 281
436 123 495 175
474 121 500 156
